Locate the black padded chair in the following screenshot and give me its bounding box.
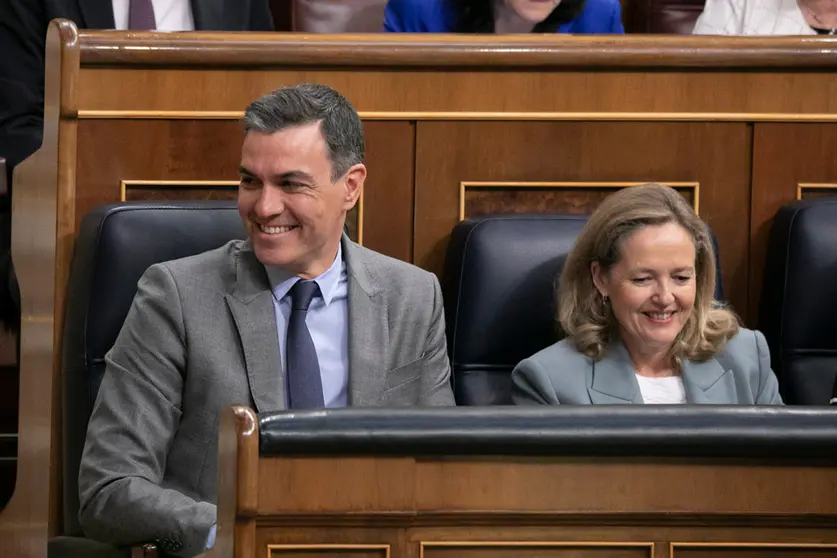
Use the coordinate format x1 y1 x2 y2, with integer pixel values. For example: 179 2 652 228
443 214 726 406
52 202 245 557
759 199 837 405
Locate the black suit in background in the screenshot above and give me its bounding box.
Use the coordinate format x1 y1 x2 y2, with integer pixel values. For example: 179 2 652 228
0 0 275 331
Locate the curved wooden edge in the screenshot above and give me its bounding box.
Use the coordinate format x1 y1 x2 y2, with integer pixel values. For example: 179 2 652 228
215 405 258 558
0 157 7 197
0 18 80 558
70 24 837 68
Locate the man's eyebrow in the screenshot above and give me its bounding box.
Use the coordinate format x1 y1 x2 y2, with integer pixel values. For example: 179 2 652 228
238 165 255 177
276 171 315 182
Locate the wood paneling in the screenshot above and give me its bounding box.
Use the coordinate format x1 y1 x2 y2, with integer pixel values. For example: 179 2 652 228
749 124 837 322
123 184 238 202
672 545 837 557
415 122 751 318
267 545 388 557
357 121 414 262
75 69 837 115
421 543 651 558
462 183 695 220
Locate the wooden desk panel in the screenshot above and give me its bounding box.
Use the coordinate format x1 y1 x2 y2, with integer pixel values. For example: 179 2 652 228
223 409 837 558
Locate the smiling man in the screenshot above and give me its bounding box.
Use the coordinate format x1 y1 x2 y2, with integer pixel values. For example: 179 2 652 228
78 84 455 558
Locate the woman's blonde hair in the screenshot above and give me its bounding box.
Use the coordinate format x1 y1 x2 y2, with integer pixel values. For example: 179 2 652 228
558 183 739 362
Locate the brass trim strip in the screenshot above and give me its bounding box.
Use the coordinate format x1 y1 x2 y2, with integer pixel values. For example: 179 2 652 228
458 181 700 221
78 110 837 122
797 182 837 200
420 541 655 558
267 543 390 557
671 542 837 553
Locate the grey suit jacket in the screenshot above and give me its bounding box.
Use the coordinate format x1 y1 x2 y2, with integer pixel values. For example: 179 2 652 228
78 238 455 556
512 328 783 406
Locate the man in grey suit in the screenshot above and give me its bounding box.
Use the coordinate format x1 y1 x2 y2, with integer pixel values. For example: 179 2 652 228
78 83 455 557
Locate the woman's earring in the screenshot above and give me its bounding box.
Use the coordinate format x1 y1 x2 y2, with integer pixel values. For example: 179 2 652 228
602 294 609 307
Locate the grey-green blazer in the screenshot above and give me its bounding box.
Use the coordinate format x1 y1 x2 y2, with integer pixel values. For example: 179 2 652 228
512 328 783 406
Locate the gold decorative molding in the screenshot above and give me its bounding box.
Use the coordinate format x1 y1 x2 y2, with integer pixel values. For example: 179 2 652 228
459 181 700 221
420 541 655 558
77 110 837 122
671 542 837 555
267 543 390 557
119 179 240 201
119 179 364 245
797 182 837 200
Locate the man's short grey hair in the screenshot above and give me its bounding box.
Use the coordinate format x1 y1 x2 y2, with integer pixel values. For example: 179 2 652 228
243 83 364 181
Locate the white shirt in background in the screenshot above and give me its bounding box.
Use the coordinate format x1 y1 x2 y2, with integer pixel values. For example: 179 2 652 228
693 0 816 35
635 374 688 404
111 0 196 31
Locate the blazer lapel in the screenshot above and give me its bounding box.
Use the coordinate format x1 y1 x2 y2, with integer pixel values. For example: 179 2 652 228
587 340 643 404
224 242 286 412
77 0 116 29
343 237 389 406
681 357 737 404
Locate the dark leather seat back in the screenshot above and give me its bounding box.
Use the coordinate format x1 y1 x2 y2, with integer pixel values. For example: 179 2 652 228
61 202 245 536
444 214 725 406
759 199 837 405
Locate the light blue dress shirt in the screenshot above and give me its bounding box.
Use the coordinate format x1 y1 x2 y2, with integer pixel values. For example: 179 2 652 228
264 244 350 408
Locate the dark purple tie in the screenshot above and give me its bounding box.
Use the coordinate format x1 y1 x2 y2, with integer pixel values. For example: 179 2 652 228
286 281 324 409
129 0 157 30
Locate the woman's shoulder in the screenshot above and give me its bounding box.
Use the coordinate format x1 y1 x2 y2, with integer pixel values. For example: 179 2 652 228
571 0 624 33
718 327 765 354
521 337 591 369
712 327 769 371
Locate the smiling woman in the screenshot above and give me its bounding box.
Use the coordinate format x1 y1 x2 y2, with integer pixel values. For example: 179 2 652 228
511 184 784 406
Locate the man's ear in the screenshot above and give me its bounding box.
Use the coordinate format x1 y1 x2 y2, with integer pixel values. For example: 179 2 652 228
342 163 366 211
591 261 608 297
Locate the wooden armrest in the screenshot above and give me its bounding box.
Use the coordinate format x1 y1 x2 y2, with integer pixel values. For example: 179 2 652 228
0 157 6 197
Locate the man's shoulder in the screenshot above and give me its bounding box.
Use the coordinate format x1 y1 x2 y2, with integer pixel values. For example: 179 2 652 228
149 239 245 289
347 242 436 288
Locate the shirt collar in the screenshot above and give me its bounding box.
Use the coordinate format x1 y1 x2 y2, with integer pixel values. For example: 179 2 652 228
264 243 344 307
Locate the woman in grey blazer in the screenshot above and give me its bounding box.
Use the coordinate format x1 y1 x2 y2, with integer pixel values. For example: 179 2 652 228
512 184 783 406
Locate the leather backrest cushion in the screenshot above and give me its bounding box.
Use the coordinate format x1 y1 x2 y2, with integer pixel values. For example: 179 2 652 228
258 407 837 458
444 215 588 405
759 199 837 405
61 202 245 535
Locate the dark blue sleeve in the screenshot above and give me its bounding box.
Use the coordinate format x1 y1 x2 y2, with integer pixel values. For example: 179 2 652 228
384 0 414 31
610 0 626 33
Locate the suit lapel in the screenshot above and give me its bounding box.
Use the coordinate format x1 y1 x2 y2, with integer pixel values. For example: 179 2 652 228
587 340 643 404
343 237 389 406
224 242 286 412
682 357 736 404
77 0 116 28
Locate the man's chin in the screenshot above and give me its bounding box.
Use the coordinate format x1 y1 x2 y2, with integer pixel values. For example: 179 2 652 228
252 245 295 268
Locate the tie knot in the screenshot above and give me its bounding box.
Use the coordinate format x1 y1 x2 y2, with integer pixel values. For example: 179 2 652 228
290 280 320 311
